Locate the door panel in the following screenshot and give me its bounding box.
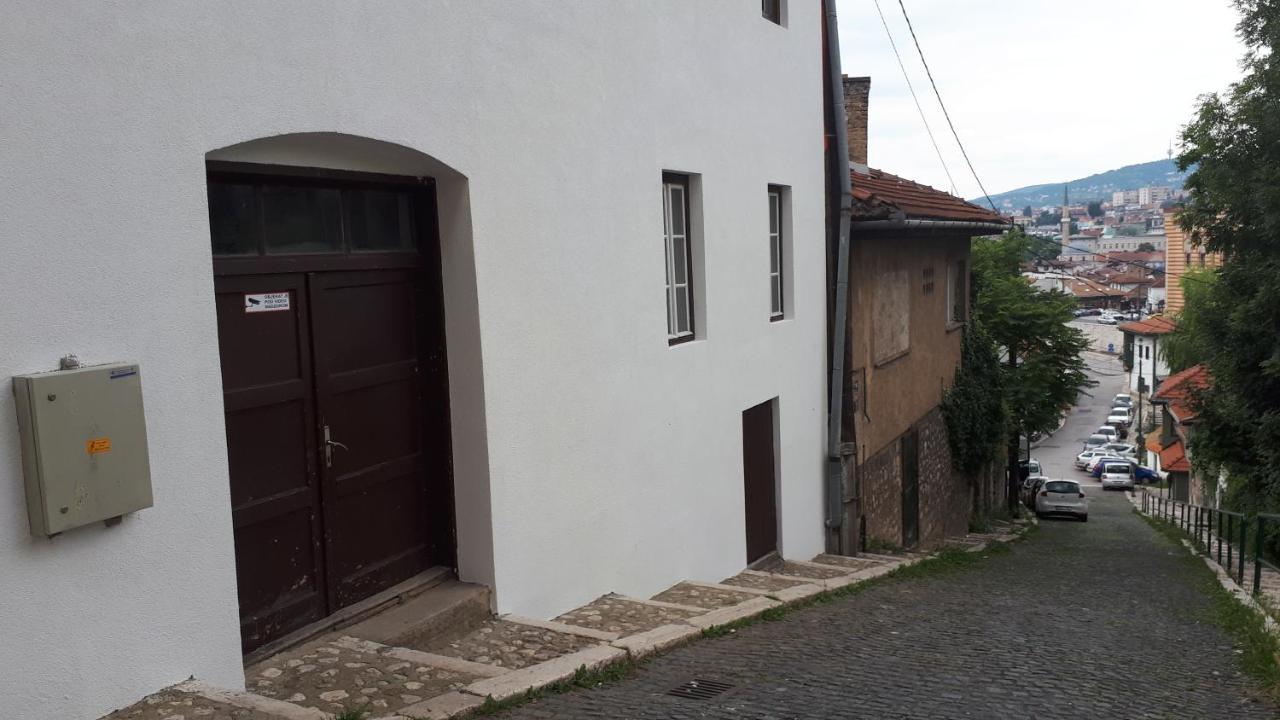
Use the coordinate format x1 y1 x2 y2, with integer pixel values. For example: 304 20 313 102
743 401 779 564
309 270 434 610
901 429 920 548
214 274 326 651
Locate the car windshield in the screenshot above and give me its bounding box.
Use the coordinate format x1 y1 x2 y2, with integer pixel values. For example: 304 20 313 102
1027 461 1041 474
1104 464 1132 475
1045 481 1079 494
1087 435 1108 443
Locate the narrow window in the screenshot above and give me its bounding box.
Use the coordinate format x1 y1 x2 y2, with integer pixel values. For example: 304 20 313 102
947 260 967 325
663 174 695 344
762 0 782 24
768 187 784 320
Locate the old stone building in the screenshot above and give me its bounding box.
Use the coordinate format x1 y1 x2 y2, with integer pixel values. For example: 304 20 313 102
840 77 1008 549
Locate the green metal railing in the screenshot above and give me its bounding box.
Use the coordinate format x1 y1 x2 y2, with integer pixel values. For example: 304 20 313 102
1138 488 1280 596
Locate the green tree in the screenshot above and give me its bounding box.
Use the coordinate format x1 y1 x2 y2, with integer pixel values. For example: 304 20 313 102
1136 241 1157 252
971 229 1093 511
1022 205 1033 218
1171 0 1280 516
1034 210 1060 227
1087 200 1103 218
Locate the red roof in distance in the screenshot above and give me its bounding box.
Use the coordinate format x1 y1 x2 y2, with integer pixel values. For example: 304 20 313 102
1152 364 1211 424
1118 315 1176 336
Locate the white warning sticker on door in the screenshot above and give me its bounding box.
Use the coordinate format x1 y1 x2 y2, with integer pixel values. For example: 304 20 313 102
244 292 291 313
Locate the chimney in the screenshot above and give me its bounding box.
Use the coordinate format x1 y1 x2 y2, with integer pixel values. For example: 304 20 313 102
842 75 870 166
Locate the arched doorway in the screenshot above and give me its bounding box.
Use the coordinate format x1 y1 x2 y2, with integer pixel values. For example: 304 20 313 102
204 134 478 653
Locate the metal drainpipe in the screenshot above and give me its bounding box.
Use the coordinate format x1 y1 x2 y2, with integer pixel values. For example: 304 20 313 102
824 0 855 550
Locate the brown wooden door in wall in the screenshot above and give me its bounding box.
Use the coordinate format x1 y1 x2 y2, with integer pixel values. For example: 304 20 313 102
215 274 328 650
901 429 920 548
742 400 779 564
210 168 452 653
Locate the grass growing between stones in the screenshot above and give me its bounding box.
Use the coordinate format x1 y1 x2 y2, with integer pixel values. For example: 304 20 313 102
1135 508 1280 698
469 659 638 717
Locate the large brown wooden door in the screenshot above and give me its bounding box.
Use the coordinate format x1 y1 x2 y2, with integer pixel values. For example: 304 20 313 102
742 400 779 564
209 166 452 653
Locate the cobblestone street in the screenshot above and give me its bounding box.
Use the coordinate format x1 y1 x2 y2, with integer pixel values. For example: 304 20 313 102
497 491 1277 719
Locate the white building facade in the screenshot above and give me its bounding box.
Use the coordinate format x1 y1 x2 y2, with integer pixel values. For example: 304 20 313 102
0 4 829 718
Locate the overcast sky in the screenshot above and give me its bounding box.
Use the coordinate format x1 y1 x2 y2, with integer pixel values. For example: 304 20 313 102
835 0 1246 200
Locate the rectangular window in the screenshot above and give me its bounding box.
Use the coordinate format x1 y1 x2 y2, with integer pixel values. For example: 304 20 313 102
947 259 967 325
762 0 782 24
663 174 695 344
768 187 784 320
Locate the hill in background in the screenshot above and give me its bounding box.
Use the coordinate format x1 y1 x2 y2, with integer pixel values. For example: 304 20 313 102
972 159 1191 210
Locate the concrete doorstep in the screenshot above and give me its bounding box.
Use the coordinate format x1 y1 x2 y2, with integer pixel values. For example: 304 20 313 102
113 524 1037 720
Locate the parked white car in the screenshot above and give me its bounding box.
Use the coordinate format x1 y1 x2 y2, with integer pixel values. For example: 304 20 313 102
1035 479 1089 521
1094 426 1118 441
1087 454 1127 473
1113 394 1133 407
1100 461 1135 490
1106 409 1132 427
1076 448 1112 469
1102 442 1137 457
1098 316 1119 325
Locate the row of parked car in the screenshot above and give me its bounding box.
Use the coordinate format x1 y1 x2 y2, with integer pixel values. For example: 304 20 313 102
1018 461 1088 522
1075 393 1159 490
1072 308 1139 325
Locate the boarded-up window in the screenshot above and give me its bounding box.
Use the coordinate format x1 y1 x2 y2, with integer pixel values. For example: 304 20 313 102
873 269 910 365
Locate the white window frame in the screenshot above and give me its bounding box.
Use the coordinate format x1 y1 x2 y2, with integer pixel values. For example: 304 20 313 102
768 187 784 321
663 175 694 343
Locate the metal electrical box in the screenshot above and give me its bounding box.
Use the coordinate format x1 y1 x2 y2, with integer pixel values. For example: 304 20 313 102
12 362 153 536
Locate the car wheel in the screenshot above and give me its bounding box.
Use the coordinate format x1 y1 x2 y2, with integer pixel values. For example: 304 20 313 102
1080 515 1088 522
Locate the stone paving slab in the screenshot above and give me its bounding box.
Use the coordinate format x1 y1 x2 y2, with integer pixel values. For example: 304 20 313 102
461 645 626 702
553 593 703 636
750 557 852 580
419 618 602 670
809 553 889 571
494 491 1277 720
102 689 282 720
719 571 809 592
650 581 762 610
246 635 482 716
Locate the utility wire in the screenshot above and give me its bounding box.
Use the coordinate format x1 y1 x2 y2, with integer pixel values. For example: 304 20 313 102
896 0 997 213
871 0 957 195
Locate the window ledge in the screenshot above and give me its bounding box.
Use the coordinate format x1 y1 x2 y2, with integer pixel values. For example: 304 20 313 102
873 348 910 368
668 336 704 349
770 315 790 324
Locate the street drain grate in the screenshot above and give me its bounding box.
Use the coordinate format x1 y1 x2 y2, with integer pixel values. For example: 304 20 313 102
667 679 735 700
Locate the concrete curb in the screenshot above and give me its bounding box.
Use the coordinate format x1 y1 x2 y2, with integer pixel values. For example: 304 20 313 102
683 596 781 630
383 691 484 720
1181 539 1280 637
175 680 328 720
459 644 626 702
610 623 702 660
501 614 621 642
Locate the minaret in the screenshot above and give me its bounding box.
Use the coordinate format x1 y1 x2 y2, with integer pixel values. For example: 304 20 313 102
1060 185 1071 245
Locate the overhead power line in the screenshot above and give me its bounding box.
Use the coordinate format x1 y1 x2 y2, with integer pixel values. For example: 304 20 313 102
896 0 997 213
870 0 957 195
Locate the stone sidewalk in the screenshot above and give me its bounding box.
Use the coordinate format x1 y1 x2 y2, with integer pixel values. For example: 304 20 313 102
102 524 1025 720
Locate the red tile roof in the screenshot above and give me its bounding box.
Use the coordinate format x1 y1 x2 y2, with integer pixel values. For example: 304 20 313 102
1118 315 1176 336
1158 440 1191 472
851 168 1008 224
1152 364 1211 424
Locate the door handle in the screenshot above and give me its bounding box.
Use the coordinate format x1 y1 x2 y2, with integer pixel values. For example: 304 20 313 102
323 425 348 468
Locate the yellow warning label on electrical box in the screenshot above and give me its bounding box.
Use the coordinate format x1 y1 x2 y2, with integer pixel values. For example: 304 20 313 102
86 438 112 455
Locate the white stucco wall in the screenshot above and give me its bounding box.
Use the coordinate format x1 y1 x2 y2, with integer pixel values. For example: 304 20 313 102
1130 334 1170 393
1 3 827 718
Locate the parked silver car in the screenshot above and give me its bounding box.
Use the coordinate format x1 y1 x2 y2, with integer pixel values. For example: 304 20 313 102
1035 479 1088 521
1100 461 1135 491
